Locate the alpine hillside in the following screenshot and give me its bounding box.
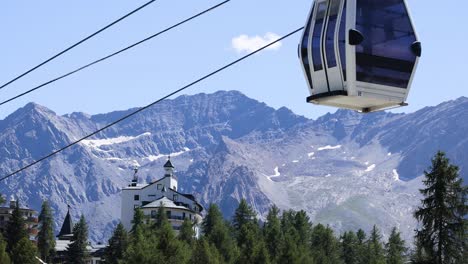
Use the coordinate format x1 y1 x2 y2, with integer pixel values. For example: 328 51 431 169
0 90 466 243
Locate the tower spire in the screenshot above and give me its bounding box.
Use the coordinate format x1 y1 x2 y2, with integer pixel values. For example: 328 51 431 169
131 166 139 186
57 205 74 240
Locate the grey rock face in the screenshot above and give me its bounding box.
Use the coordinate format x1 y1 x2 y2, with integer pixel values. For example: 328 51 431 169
0 91 466 243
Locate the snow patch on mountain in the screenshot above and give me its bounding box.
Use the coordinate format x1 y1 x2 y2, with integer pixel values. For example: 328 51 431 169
266 166 281 181
393 169 400 181
145 147 191 162
365 164 376 172
82 132 151 148
318 145 342 151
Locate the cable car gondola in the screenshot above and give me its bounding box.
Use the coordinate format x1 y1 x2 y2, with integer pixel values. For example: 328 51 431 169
299 0 421 113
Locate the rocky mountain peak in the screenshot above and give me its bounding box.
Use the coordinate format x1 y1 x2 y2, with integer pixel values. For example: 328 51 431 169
0 92 467 244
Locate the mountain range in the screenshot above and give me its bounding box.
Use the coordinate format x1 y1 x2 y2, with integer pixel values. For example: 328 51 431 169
0 90 466 243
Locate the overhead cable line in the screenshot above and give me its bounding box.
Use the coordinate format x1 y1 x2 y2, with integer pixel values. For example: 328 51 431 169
0 0 231 107
0 0 158 91
0 26 304 182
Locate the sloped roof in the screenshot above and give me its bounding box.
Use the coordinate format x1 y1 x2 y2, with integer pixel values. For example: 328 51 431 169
164 159 174 168
57 208 73 238
141 196 190 210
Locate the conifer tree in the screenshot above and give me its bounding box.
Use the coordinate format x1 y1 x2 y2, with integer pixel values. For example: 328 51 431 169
310 224 342 264
385 227 407 264
279 210 313 264
366 225 385 264
66 215 89 264
11 237 37 264
414 151 467 263
263 205 283 262
341 231 358 264
237 222 270 264
122 224 156 264
410 235 432 264
6 200 27 253
179 218 195 245
294 210 311 246
37 200 55 262
355 229 368 263
155 206 191 264
131 207 145 233
154 202 168 229
202 204 224 237
104 222 129 264
203 204 238 263
190 238 223 264
0 234 11 264
232 199 256 232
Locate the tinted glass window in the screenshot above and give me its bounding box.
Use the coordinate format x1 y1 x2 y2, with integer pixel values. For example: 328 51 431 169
312 2 327 71
301 5 315 88
325 0 340 68
356 0 417 88
339 0 347 81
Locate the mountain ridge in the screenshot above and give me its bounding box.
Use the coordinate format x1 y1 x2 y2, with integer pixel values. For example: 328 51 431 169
0 90 466 243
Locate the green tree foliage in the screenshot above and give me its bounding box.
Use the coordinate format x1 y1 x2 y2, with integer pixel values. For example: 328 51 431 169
11 237 37 264
203 204 239 263
66 215 89 264
202 204 224 237
414 151 468 263
232 199 256 233
104 222 129 264
355 229 368 263
366 225 385 264
155 209 191 264
131 207 146 233
410 235 433 264
6 201 28 253
294 210 311 246
263 205 283 262
278 210 313 264
122 224 157 264
37 200 55 262
154 202 168 229
0 234 11 264
341 231 358 264
179 218 195 245
237 222 270 264
190 238 223 264
385 227 407 264
310 223 342 264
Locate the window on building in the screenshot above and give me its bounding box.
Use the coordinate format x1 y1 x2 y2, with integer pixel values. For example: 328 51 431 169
134 195 140 201
189 214 192 220
183 212 186 219
151 210 157 218
173 194 178 202
166 210 171 219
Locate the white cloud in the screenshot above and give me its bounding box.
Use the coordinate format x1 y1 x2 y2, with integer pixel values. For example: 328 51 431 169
231 32 282 53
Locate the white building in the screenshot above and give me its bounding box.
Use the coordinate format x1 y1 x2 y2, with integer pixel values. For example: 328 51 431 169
121 159 203 236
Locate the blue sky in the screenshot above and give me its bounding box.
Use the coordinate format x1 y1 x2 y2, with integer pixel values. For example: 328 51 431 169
1 0 467 119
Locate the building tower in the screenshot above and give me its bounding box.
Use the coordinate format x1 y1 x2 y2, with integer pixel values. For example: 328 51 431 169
57 205 73 240
163 156 178 191
120 158 203 233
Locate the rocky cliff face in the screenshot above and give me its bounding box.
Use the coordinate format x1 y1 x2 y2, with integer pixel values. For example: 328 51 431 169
0 91 466 243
